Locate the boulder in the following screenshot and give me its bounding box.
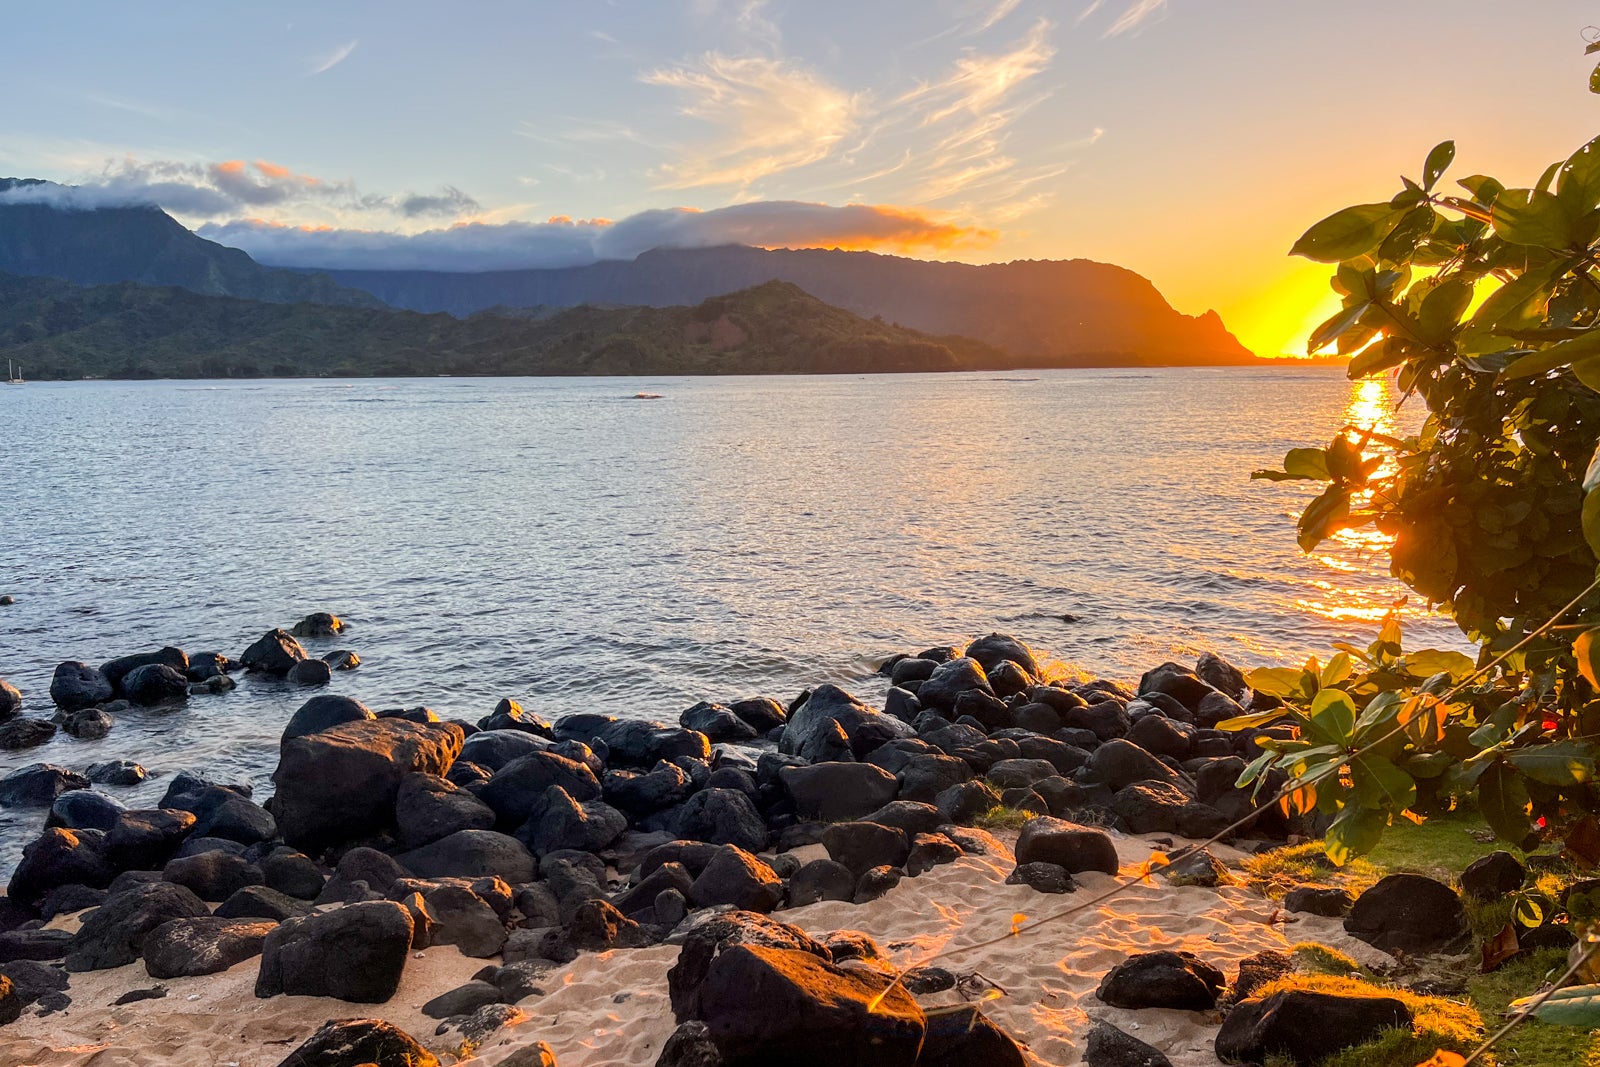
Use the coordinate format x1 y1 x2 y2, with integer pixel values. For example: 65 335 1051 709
822 821 909 878
1284 886 1353 917
1196 652 1247 699
1138 662 1216 712
897 753 973 803
46 789 126 831
690 943 925 1065
271 718 464 850
567 898 654 951
281 694 375 743
964 633 1041 677
0 763 88 807
778 685 914 762
142 916 274 978
780 762 898 822
395 772 496 849
682 701 760 743
216 885 314 922
906 831 964 876
240 629 307 674
185 787 276 846
8 827 115 907
120 664 189 705
672 787 768 853
422 979 503 1019
105 808 198 871
291 612 345 637
396 829 536 883
1234 949 1294 1001
1006 862 1075 894
65 881 210 971
1215 989 1412 1065
423 883 507 958
1014 817 1120 875
60 706 114 739
323 649 362 671
256 900 414 1002
50 661 114 710
1096 950 1225 1010
272 1018 439 1067
478 749 603 825
85 759 146 785
918 1002 1028 1067
915 658 994 713
40 883 107 919
0 929 72 963
689 845 784 912
262 848 325 900
1084 1021 1173 1067
517 786 627 857
286 658 332 687
667 910 832 1021
729 697 787 733
0 679 19 719
1344 874 1470 955
788 859 856 906
605 763 693 819
1087 740 1187 791
1461 851 1526 900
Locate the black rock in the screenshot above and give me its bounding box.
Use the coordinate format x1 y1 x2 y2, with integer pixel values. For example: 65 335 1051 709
65 881 210 971
1234 949 1293 1001
0 959 69 1012
777 684 915 762
854 864 903 903
50 662 113 710
478 748 603 826
788 858 856 906
40 883 108 920
821 821 909 878
317 847 409 903
240 628 308 674
658 1020 722 1067
1096 950 1225 1009
105 808 198 871
459 727 548 771
1196 652 1247 699
567 898 653 951
121 663 189 706
905 831 964 876
256 900 414 1002
323 649 361 671
395 771 496 849
1014 817 1119 875
728 697 786 733
142 916 275 978
479 698 553 737
291 612 345 638
0 928 73 963
1087 739 1187 791
666 910 832 1021
672 787 768 852
261 848 325 900
0 763 89 807
897 753 973 803
162 849 265 902
1284 885 1354 917
688 845 784 912
935 780 1001 824
518 785 627 857
423 883 507 958
1006 861 1075 894
1344 874 1471 955
916 658 995 713
46 789 125 831
216 885 314 922
8 827 115 907
780 761 899 822
918 1002 1028 1067
1461 851 1527 900
84 759 146 786
681 701 760 744
1162 847 1229 888
1138 662 1216 713
396 829 536 883
1084 1021 1173 1067
1215 989 1412 1065
281 694 375 743
423 979 504 1019
286 658 333 687
272 1018 439 1067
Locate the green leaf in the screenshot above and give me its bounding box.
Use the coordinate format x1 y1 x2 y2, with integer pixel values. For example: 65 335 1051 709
1214 709 1288 732
1585 487 1600 559
1513 984 1600 1026
1422 140 1455 192
1557 136 1600 213
1298 485 1352 552
1479 761 1534 844
1514 895 1546 927
1291 203 1408 262
1502 327 1600 379
1351 754 1417 810
1307 688 1358 746
1353 691 1406 743
1347 337 1410 379
1492 188 1578 248
1586 441 1600 495
1321 652 1354 688
1309 302 1372 353
1325 804 1387 865
1417 278 1474 341
1401 649 1476 682
1576 628 1600 689
1244 667 1308 700
1506 742 1595 787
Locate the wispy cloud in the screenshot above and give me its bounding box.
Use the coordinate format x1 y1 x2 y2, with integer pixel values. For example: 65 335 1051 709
309 39 358 76
643 54 860 190
977 0 1026 32
196 200 994 271
1081 0 1168 38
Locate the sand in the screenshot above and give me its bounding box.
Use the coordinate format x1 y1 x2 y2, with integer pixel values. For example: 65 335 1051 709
0 832 1392 1067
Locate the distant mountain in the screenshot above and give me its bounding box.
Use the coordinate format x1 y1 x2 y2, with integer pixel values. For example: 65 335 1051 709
0 179 380 308
308 245 1256 364
0 273 1012 379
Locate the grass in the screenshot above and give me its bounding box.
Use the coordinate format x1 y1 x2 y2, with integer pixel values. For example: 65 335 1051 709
973 805 1038 832
1291 941 1365 976
1465 948 1600 1067
1252 973 1485 1067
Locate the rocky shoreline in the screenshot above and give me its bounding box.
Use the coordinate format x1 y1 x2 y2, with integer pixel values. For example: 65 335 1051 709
0 626 1494 1065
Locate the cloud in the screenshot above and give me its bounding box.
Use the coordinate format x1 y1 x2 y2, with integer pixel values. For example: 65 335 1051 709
193 200 994 273
0 157 479 223
643 54 860 190
1079 0 1167 37
309 40 358 76
977 0 1026 32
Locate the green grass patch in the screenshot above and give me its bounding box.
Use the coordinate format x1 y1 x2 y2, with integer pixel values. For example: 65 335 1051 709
973 806 1037 832
1251 973 1482 1067
1463 947 1600 1067
1291 941 1364 976
1241 840 1382 900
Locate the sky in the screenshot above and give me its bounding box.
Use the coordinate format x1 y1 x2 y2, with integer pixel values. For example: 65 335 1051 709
1 0 1597 356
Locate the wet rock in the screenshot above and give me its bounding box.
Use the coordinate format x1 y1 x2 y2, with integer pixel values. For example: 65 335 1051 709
286 658 332 687
45 789 125 833
0 763 88 807
85 759 146 785
65 881 210 971
271 718 464 850
120 664 189 706
1006 861 1075 894
458 728 547 772
396 829 536 883
780 762 898 822
688 845 783 912
0 680 20 720
186 787 275 846
1284 885 1353 917
50 662 114 710
240 629 308 675
8 827 115 907
142 916 274 978
281 694 376 743
1344 874 1471 955
1095 950 1225 1009
916 658 995 713
479 698 553 737
1014 817 1119 875
688 943 924 1064
323 649 361 671
59 706 114 739
729 697 787 733
272 1017 439 1067
256 900 414 1002
681 701 759 744
1462 851 1526 900
1084 1020 1173 1067
673 787 768 853
291 612 345 637
1215 989 1412 1065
